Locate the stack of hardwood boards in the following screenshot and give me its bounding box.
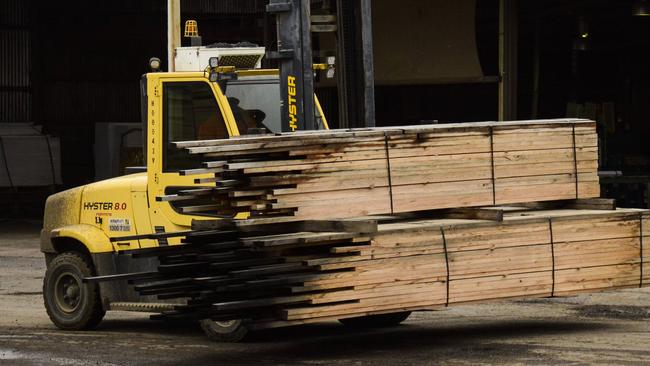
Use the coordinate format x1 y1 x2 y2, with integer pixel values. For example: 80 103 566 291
164 119 600 220
90 203 649 330
86 119 648 330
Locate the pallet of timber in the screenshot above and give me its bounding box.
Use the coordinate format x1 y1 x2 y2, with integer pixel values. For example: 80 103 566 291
166 119 600 221
261 208 649 328
87 204 648 330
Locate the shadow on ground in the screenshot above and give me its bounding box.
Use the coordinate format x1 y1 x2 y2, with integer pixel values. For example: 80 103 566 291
83 316 616 365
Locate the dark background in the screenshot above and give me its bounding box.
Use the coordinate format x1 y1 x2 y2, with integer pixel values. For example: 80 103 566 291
1 0 649 213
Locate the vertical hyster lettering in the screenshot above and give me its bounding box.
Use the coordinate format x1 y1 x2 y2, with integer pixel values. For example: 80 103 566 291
287 76 298 131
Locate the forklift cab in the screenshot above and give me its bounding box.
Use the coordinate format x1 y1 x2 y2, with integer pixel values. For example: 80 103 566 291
138 66 329 240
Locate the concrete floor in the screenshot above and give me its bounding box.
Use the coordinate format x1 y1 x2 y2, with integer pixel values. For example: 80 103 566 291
1 220 650 366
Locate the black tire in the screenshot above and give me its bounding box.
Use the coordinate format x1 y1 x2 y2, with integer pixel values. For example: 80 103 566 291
43 252 105 330
200 319 250 342
339 311 412 328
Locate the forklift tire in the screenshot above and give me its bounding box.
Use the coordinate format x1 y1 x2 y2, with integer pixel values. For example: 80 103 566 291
339 311 412 328
200 319 250 342
43 252 105 330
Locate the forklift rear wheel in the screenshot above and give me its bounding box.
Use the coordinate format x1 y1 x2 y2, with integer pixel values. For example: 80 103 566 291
200 319 250 342
339 311 412 328
43 252 105 330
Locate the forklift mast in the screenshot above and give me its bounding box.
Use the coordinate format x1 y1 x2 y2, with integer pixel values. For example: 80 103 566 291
267 0 316 132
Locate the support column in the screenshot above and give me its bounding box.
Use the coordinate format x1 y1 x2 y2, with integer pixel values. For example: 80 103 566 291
336 0 375 128
267 0 316 132
335 0 353 128
498 0 518 121
360 0 376 128
167 0 181 72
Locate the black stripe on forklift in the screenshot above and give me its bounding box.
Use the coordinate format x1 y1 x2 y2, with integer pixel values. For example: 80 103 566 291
109 228 238 243
110 229 195 242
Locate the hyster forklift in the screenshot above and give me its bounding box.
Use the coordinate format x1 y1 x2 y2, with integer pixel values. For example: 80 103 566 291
38 13 346 341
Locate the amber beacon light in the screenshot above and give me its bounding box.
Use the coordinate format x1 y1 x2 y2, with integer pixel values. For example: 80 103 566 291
184 20 199 37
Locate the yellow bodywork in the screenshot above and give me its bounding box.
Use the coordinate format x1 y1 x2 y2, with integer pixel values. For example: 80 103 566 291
51 225 113 253
146 72 238 241
42 174 150 253
42 69 328 254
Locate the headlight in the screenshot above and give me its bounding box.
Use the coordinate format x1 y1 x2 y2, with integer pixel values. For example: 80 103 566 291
149 57 161 72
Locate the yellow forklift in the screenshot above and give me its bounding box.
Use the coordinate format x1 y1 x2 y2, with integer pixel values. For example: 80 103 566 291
39 15 342 341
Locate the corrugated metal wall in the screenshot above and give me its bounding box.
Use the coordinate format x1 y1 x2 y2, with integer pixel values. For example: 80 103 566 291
0 0 290 188
183 0 266 14
30 1 167 187
0 0 31 122
2 0 272 187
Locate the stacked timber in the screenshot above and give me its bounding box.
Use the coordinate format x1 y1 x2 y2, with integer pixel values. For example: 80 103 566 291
166 119 600 220
257 206 649 329
93 218 377 322
85 119 649 330
89 204 649 329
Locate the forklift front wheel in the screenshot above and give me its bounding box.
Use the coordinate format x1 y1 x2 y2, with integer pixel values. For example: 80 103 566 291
43 252 106 330
199 319 250 342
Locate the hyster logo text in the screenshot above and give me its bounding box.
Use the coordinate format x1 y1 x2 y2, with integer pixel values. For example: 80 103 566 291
287 75 298 131
84 202 114 210
83 202 127 210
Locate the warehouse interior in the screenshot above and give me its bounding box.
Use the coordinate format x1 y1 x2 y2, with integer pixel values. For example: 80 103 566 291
1 0 650 216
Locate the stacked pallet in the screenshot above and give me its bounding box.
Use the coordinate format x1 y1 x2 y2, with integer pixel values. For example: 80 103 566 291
259 207 648 328
90 205 649 329
87 119 649 330
167 119 599 220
